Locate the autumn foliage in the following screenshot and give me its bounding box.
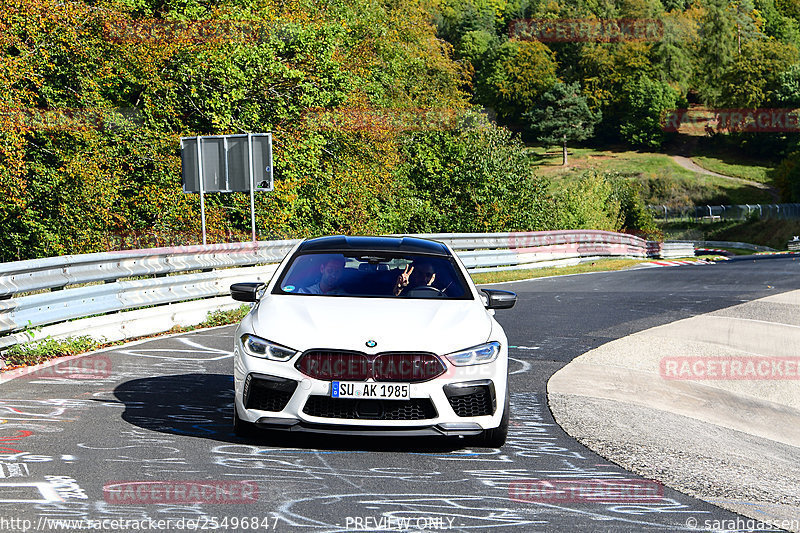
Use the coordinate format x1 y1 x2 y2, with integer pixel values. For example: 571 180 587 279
0 0 657 261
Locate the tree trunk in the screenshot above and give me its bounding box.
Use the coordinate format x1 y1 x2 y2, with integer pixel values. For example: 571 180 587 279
737 25 741 55
562 137 568 166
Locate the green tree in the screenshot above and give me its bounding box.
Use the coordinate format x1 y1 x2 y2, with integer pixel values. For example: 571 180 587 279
0 0 473 260
717 39 798 107
575 40 656 143
773 63 800 105
609 176 660 238
524 82 600 165
776 0 800 19
774 151 800 201
731 0 761 54
555 173 622 231
616 0 666 18
697 0 738 105
477 39 558 119
554 171 658 237
663 0 690 11
457 29 499 65
619 75 680 149
398 122 557 233
755 0 800 44
651 13 696 96
435 0 498 44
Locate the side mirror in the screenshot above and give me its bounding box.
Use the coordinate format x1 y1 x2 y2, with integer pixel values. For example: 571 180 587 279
230 282 265 302
482 289 517 310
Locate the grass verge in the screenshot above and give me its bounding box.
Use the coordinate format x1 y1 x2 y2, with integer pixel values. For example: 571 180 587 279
3 336 100 368
661 219 800 250
531 147 773 205
1 304 252 371
471 258 645 284
690 149 776 185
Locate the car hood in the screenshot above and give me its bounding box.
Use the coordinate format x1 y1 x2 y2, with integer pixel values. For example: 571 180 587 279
251 295 493 355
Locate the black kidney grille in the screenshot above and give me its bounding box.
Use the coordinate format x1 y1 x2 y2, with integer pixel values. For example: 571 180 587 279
447 387 494 417
296 350 445 382
373 353 446 381
302 396 437 420
295 351 371 380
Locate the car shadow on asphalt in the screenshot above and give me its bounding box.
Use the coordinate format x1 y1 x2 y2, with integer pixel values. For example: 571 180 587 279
113 373 468 453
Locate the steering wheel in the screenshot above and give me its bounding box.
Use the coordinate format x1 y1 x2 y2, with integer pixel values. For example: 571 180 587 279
405 285 445 297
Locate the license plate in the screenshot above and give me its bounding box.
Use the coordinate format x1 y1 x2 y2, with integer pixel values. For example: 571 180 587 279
331 382 410 400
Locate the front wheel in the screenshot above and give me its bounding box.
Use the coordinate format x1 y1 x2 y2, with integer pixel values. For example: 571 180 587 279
475 388 510 448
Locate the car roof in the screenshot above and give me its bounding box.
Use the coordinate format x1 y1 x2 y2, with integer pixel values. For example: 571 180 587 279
296 235 451 257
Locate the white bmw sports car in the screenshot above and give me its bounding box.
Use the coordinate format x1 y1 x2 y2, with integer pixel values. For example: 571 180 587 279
230 235 517 446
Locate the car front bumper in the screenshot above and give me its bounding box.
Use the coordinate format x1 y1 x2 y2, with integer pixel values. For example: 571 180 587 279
233 342 509 435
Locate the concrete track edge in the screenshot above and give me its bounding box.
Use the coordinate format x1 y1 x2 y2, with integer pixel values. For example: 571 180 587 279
547 289 800 531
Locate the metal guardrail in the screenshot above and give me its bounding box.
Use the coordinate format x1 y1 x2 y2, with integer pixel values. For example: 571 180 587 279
0 230 649 354
668 240 774 253
0 240 298 297
421 230 646 271
646 241 695 259
0 265 279 335
649 204 800 221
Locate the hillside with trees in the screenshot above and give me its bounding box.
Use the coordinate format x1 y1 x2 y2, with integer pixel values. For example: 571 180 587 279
2 0 800 261
438 0 800 145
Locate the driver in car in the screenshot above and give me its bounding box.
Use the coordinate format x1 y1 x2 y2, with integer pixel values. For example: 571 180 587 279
393 261 436 296
298 256 348 295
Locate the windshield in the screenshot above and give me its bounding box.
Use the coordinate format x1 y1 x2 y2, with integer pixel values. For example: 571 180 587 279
272 252 472 299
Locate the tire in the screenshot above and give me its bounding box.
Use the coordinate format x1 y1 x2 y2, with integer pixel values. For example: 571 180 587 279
476 388 510 448
233 403 258 438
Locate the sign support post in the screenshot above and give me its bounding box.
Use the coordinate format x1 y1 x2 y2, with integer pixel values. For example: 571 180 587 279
196 137 207 245
248 133 256 243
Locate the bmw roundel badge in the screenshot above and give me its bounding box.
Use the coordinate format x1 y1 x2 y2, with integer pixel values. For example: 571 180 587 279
365 340 377 348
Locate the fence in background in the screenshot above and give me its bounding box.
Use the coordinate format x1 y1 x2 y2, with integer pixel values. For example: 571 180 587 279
0 231 650 355
649 203 800 222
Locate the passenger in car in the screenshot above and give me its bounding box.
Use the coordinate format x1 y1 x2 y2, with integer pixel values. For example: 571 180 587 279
298 256 348 295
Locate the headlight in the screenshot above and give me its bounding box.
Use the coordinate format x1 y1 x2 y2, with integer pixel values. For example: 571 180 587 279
241 334 297 361
444 342 501 366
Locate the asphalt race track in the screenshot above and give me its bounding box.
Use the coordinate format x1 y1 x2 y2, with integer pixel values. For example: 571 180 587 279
1 255 798 532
